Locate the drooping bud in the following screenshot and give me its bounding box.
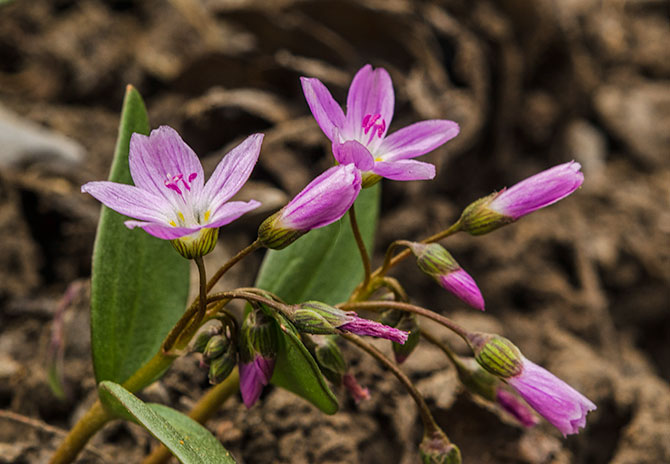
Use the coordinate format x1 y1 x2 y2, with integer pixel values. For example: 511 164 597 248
381 310 421 364
308 335 347 385
459 162 584 235
171 227 219 259
238 309 278 408
495 389 539 428
468 332 523 378
410 243 485 311
192 324 221 353
208 346 237 385
258 164 362 249
286 301 408 344
419 430 462 464
203 335 227 360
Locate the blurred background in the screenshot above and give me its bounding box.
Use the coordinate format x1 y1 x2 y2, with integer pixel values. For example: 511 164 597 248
0 0 668 463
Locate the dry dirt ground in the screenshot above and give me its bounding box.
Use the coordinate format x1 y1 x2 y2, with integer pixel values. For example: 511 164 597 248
0 1 669 463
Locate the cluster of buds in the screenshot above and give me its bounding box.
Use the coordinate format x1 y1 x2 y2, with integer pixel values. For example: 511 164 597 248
193 322 237 385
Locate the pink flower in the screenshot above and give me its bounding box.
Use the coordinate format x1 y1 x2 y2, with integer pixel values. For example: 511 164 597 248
489 161 584 219
82 126 262 257
301 65 459 184
258 164 361 249
507 357 596 436
239 356 275 409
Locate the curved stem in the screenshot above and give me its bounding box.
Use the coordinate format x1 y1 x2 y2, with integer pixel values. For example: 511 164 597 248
341 333 442 436
339 301 472 349
206 239 262 293
207 290 290 315
191 256 208 331
48 401 112 464
141 369 240 464
349 205 371 289
371 221 462 279
379 276 409 302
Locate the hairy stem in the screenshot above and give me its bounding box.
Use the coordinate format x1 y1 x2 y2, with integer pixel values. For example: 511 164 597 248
341 333 442 436
141 369 240 464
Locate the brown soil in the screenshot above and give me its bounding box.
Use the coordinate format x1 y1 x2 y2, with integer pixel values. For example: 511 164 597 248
0 1 668 463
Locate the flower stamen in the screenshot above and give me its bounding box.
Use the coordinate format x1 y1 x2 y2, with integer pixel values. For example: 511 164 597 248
165 172 198 195
362 113 386 144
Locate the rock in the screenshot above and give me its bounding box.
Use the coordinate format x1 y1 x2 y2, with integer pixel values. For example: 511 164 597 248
0 105 85 167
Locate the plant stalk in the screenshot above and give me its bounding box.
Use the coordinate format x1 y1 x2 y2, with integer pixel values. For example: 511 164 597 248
349 205 372 289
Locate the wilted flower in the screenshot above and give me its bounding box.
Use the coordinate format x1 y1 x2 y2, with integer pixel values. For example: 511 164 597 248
410 243 484 311
287 301 409 344
460 161 584 235
82 126 262 258
258 164 361 249
301 65 459 186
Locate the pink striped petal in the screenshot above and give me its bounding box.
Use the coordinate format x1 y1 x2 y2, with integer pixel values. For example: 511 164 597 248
332 139 375 170
372 159 436 181
124 220 201 240
378 120 459 161
81 181 167 222
207 200 261 229
300 77 346 141
345 65 394 140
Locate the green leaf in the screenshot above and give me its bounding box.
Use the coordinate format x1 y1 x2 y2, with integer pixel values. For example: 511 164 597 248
255 184 380 304
253 185 380 413
90 86 190 383
98 381 235 463
263 308 339 414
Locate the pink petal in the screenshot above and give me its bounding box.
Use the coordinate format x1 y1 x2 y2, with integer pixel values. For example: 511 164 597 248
200 134 263 212
372 159 436 181
207 200 261 228
129 126 204 200
124 220 201 240
300 77 346 141
281 165 362 230
439 269 485 311
332 139 375 170
345 65 394 140
378 120 460 161
490 162 584 219
81 181 167 222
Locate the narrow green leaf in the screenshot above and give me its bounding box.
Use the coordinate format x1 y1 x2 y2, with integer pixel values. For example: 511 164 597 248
253 185 380 412
255 184 380 304
90 86 190 383
262 308 338 414
98 381 235 463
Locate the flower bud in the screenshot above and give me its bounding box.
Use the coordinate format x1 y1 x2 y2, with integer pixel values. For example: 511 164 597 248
192 325 221 353
258 165 361 249
208 347 237 385
419 431 462 464
380 311 420 364
203 335 228 360
287 301 408 344
171 227 219 259
311 335 347 385
468 332 523 379
238 309 278 408
459 162 584 235
410 243 484 311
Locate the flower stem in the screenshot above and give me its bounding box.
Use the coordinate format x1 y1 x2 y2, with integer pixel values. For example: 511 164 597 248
141 369 240 464
191 255 208 331
48 401 112 464
371 221 462 279
339 301 472 348
349 205 371 289
341 333 442 437
206 238 262 292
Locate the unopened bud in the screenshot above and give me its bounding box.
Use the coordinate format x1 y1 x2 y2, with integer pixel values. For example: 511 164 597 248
468 332 523 378
410 243 484 311
458 193 513 236
312 335 347 384
203 335 228 360
192 325 221 353
394 316 420 364
238 308 278 408
257 211 305 249
419 431 462 464
208 348 237 384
